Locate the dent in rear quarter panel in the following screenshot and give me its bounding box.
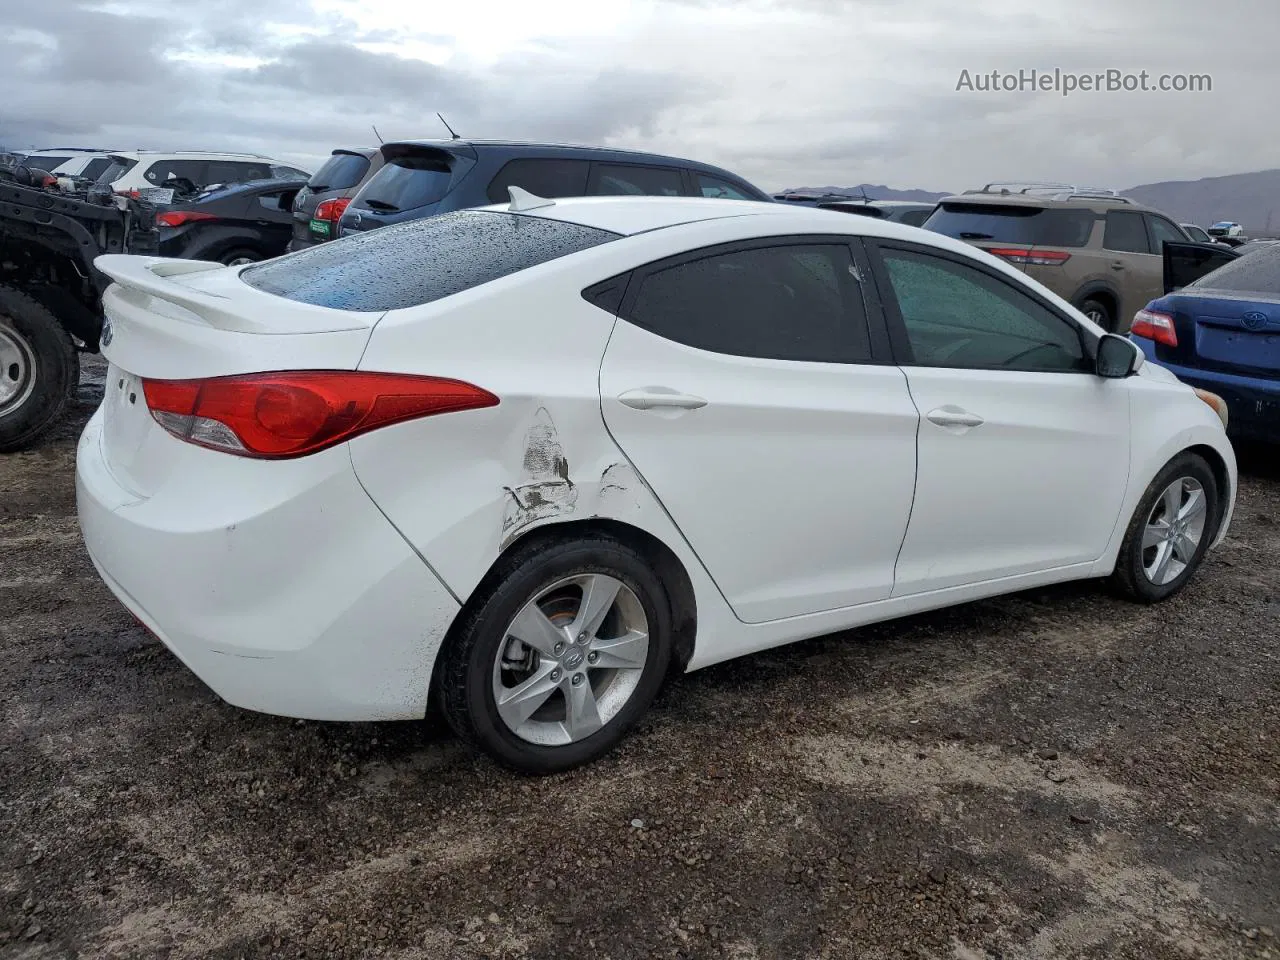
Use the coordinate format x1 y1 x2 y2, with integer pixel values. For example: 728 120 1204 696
345 249 739 667
1088 373 1238 576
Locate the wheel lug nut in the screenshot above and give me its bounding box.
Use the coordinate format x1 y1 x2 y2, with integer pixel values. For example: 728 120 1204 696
577 632 588 644
553 642 565 655
551 669 562 682
571 673 584 686
587 652 599 664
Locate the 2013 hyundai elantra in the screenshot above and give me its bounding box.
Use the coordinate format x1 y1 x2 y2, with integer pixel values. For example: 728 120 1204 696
76 192 1236 773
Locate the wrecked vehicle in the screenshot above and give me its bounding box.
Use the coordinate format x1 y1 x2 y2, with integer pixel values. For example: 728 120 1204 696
0 163 157 450
76 192 1235 775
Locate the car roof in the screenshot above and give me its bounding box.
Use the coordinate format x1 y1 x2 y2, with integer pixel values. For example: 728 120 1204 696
480 194 971 247
191 177 309 197
935 192 1152 211
105 150 284 162
379 138 747 176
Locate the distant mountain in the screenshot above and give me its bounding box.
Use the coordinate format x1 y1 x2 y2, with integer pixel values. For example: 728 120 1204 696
778 183 950 203
782 171 1280 238
1123 170 1280 237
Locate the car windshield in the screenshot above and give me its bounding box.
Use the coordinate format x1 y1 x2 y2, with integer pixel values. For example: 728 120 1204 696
1190 245 1280 296
354 155 454 212
925 202 1096 247
307 152 369 191
241 209 620 311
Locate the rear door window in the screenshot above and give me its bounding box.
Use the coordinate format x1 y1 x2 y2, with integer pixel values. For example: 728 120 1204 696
1146 214 1186 254
899 208 932 227
924 203 1096 247
143 160 208 186
307 153 369 191
207 161 271 184
622 242 872 363
486 158 591 203
696 174 756 200
587 163 685 197
241 209 619 311
355 155 454 212
1103 211 1152 254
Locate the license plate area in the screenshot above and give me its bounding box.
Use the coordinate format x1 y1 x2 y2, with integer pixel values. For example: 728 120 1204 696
309 218 331 238
101 364 155 493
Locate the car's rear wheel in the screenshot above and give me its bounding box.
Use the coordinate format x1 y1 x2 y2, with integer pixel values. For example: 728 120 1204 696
1110 453 1221 603
1077 296 1114 332
0 284 79 453
439 535 672 774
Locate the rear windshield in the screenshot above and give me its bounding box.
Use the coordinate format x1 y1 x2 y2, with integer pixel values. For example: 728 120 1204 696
96 158 138 185
925 202 1096 248
354 155 453 212
1190 245 1280 296
307 152 369 192
241 209 620 312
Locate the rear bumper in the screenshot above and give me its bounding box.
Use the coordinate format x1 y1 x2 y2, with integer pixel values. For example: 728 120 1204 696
75 409 461 721
1136 346 1280 441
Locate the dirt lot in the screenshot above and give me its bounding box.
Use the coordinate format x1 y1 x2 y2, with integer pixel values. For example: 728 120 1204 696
2 361 1278 960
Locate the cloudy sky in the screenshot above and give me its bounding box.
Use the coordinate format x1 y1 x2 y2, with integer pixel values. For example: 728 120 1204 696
2 0 1275 192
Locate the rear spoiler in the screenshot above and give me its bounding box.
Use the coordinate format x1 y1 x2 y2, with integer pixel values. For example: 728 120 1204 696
95 255 237 324
94 254 374 334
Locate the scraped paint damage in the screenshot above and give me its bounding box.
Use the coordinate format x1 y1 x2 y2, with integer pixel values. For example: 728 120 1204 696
501 407 578 546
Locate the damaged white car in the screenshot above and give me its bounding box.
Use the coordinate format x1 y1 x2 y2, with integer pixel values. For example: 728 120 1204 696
76 191 1236 773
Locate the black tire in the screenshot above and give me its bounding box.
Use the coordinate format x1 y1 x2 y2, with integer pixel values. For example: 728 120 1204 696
1077 296 1115 332
439 535 673 774
1110 452 1221 603
219 248 262 267
0 284 79 453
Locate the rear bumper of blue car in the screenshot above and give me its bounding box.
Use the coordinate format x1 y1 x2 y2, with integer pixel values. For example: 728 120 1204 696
1134 341 1280 442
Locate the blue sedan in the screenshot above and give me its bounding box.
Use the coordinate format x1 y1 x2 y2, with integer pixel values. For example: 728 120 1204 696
1132 241 1280 443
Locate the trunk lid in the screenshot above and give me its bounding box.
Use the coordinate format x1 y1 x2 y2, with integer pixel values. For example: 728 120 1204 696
93 254 378 497
1179 294 1280 374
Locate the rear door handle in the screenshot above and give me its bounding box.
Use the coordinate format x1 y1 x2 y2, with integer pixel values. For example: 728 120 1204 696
1110 261 1125 271
926 407 984 428
617 388 708 411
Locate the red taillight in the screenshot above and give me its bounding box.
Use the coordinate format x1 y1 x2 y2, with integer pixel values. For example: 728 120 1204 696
141 371 499 459
989 247 1071 266
1131 308 1178 347
314 197 352 221
156 210 218 227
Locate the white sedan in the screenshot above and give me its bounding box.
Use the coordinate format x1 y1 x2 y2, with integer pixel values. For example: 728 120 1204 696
76 192 1236 773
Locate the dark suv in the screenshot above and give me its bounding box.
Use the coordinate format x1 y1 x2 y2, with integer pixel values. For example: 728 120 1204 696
337 140 770 237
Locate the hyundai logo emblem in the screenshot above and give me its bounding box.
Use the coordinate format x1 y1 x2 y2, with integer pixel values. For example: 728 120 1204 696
100 320 113 346
1242 310 1268 330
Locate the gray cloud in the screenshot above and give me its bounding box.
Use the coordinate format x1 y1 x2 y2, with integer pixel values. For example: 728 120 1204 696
1 0 1277 192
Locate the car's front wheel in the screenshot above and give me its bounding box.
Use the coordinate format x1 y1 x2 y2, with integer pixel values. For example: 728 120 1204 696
439 535 673 773
1110 452 1221 603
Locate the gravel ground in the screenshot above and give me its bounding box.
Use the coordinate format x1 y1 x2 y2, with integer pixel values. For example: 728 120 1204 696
2 358 1277 960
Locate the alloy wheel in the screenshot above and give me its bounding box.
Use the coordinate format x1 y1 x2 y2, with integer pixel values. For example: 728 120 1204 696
1141 476 1208 585
492 573 650 747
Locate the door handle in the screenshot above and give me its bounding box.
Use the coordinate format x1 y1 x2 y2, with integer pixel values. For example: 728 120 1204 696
617 388 708 411
926 407 984 428
1110 261 1125 271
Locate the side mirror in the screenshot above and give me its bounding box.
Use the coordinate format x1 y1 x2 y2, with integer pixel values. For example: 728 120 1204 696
1096 333 1144 378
